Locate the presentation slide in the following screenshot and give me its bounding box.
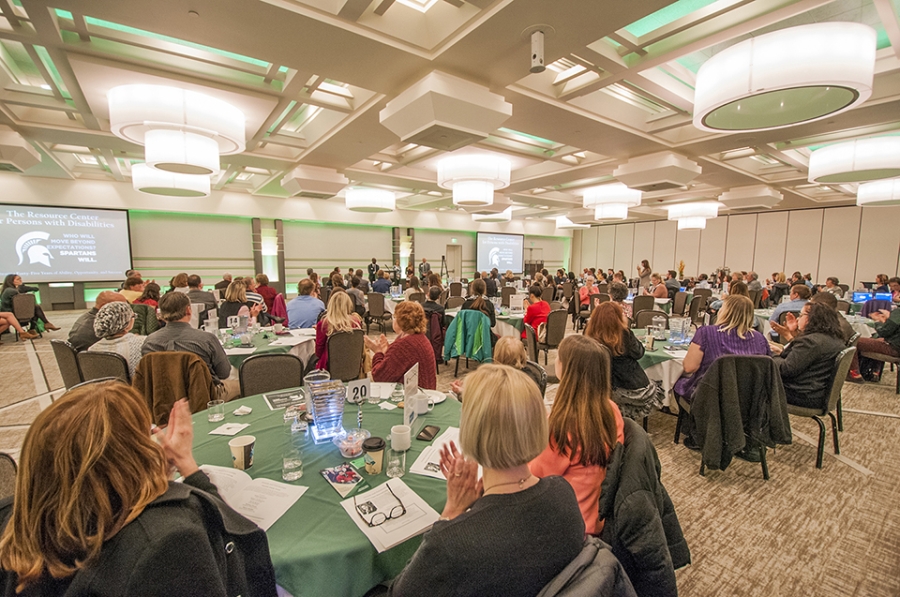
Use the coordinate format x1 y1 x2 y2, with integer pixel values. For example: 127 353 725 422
0 204 132 283
476 232 524 273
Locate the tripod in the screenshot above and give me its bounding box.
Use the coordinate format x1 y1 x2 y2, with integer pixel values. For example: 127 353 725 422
440 255 448 282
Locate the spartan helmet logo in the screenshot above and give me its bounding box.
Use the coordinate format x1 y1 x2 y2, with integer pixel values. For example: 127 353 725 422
488 247 501 269
15 232 53 268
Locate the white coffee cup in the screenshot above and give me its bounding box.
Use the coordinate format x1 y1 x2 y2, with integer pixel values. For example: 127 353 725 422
391 424 411 451
229 435 256 470
415 393 435 415
274 323 284 333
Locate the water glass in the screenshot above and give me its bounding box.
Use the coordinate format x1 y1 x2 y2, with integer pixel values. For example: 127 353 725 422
390 383 404 403
282 419 304 481
207 400 225 423
386 446 406 478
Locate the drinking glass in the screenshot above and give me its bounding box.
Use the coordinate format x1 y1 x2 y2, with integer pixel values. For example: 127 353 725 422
282 419 304 481
390 383 404 403
207 400 225 423
386 445 406 478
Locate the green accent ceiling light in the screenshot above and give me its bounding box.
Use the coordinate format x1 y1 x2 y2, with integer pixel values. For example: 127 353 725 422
694 23 876 133
624 0 718 38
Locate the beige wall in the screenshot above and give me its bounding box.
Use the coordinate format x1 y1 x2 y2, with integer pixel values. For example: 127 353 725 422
572 206 900 287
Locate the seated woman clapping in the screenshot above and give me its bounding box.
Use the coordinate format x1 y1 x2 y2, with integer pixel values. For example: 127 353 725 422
387 365 584 597
0 381 276 596
529 335 625 535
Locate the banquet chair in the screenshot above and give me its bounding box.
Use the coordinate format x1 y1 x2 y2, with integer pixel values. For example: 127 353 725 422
132 351 215 426
239 353 304 398
443 310 493 376
838 284 850 294
365 293 392 334
858 347 900 394
77 351 131 384
634 310 667 330
631 295 655 316
541 287 555 302
438 289 449 306
576 293 604 331
835 300 851 314
51 339 82 389
446 296 465 310
561 282 574 302
523 360 548 397
597 283 608 295
11 293 38 339
327 329 365 382
549 301 562 311
688 296 707 327
538 309 568 365
408 292 426 305
692 288 713 301
524 324 539 363
0 453 16 500
786 347 855 469
449 282 463 297
501 286 517 308
672 291 689 316
748 289 762 309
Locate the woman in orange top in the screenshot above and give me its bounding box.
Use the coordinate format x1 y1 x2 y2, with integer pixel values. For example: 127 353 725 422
529 334 624 535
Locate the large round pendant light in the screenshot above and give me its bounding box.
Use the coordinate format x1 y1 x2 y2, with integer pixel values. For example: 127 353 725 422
437 155 511 206
132 163 210 197
582 183 641 221
808 137 900 184
667 201 720 230
693 23 876 132
144 129 220 175
345 188 396 212
857 179 900 206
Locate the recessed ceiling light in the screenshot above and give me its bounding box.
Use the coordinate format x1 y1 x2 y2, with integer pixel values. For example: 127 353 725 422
39 84 51 90
395 0 439 13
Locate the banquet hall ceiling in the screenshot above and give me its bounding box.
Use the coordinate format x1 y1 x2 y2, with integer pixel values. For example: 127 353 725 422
1 0 899 223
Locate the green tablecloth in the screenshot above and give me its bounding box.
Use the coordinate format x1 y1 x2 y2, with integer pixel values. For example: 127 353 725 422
634 331 680 369
225 331 294 368
191 394 461 597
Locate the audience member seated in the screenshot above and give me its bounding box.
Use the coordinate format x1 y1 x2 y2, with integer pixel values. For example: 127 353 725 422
169 272 190 294
118 276 146 303
606 281 632 319
366 301 437 390
353 270 369 293
242 277 268 313
779 292 854 345
217 281 263 329
314 292 362 371
745 272 763 292
423 286 445 317
874 273 890 294
768 284 811 339
0 383 276 596
88 301 146 378
555 269 567 286
674 295 770 450
708 281 749 315
462 279 496 329
522 285 550 340
695 273 711 289
0 274 59 332
769 303 846 408
287 280 325 329
68 291 127 351
254 273 278 312
143 292 240 401
664 270 681 293
0 312 39 342
346 277 367 317
404 276 422 300
889 276 900 304
133 282 161 308
586 302 663 421
386 365 584 597
819 276 844 298
372 270 392 294
646 273 668 299
186 275 217 315
850 305 900 383
451 336 542 399
769 272 790 305
529 336 624 536
213 272 232 290
484 272 498 298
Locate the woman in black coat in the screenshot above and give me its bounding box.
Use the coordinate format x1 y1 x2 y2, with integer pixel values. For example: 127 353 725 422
771 302 847 409
0 381 276 597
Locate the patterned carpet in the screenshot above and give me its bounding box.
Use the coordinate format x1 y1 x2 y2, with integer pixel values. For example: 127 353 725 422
1 313 898 596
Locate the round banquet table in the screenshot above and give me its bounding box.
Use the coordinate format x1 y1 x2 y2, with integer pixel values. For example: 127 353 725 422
624 297 673 314
223 329 316 369
444 307 524 337
753 308 874 339
636 330 686 409
191 392 461 597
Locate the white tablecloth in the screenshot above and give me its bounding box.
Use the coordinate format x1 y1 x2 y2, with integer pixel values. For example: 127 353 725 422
643 356 685 409
757 311 874 339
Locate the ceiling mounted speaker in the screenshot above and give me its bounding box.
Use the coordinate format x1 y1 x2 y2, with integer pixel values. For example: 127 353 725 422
718 185 783 210
281 165 349 198
345 188 395 212
693 23 876 132
612 152 702 192
0 126 41 172
857 179 900 206
132 163 210 197
379 71 513 151
808 137 900 184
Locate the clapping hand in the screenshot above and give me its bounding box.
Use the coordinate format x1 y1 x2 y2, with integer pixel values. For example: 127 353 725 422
364 333 389 354
771 312 798 342
250 303 263 317
873 309 892 323
438 441 483 520
152 399 199 478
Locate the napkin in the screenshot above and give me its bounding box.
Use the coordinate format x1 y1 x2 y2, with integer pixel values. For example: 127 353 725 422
379 402 398 410
233 406 253 416
208 423 250 436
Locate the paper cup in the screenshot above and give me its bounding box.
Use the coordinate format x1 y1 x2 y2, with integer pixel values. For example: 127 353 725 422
362 437 386 474
229 435 256 470
274 323 284 333
391 425 411 452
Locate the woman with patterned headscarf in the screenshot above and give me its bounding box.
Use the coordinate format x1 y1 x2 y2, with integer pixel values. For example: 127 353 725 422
88 301 146 377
